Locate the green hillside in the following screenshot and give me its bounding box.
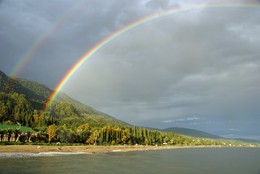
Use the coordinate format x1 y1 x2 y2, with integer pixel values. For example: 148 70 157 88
18 75 127 126
0 70 127 128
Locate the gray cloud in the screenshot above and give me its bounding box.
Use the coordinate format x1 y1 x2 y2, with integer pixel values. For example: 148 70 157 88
0 0 153 87
145 0 171 10
64 4 260 136
161 117 200 123
1 0 260 138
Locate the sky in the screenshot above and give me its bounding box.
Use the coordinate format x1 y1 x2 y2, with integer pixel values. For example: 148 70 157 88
0 0 260 139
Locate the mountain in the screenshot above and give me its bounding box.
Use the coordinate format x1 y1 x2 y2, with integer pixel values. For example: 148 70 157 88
234 138 260 143
164 127 223 139
0 70 128 127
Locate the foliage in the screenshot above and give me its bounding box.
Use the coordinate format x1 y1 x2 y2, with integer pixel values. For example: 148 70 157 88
0 92 34 126
51 102 80 119
47 124 57 143
19 134 27 143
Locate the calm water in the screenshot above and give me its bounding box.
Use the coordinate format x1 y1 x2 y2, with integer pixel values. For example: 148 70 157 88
0 148 260 174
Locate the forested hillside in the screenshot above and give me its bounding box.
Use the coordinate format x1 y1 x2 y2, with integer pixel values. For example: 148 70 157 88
0 70 126 127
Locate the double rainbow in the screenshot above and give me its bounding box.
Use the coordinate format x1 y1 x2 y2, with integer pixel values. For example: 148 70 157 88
10 1 87 77
29 2 259 113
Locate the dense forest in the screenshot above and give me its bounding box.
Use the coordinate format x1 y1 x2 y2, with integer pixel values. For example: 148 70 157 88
0 70 252 146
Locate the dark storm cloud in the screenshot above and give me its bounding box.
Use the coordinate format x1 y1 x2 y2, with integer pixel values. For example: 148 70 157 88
0 0 155 87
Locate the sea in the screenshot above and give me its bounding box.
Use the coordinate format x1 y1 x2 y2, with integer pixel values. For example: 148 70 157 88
0 147 260 174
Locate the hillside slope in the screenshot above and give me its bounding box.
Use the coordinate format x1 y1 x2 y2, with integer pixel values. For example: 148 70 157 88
0 70 128 127
165 127 223 139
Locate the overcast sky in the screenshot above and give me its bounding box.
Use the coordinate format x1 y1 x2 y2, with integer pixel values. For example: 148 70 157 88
1 0 260 139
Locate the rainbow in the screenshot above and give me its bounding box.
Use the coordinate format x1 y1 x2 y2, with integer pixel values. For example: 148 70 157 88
9 1 87 77
42 2 260 113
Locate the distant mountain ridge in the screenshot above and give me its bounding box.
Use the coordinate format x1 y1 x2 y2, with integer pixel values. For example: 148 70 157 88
234 138 260 143
164 127 223 139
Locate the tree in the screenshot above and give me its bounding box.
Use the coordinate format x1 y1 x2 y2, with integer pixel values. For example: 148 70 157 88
7 129 13 142
121 128 130 144
0 129 6 142
93 129 100 145
26 131 32 142
56 125 73 143
86 129 100 145
77 123 91 143
47 124 57 143
13 129 21 142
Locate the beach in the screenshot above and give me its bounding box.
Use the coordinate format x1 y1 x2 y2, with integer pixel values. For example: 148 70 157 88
0 145 234 154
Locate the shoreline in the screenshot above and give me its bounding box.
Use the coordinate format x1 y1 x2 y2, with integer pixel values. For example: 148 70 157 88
0 145 257 154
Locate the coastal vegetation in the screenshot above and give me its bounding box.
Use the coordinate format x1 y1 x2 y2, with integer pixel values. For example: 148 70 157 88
1 123 255 147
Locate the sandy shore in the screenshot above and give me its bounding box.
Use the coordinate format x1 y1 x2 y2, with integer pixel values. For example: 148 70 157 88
0 145 232 154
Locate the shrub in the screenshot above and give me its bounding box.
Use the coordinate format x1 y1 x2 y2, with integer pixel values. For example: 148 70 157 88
30 135 38 142
19 134 27 142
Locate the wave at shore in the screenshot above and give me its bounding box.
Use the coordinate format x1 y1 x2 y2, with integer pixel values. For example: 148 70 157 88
0 144 257 158
0 152 88 158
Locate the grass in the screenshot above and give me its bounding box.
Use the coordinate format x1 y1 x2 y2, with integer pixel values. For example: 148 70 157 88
0 124 36 132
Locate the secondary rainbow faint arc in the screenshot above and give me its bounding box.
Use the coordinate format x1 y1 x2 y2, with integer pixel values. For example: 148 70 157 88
42 2 260 113
9 0 87 77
